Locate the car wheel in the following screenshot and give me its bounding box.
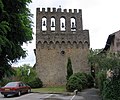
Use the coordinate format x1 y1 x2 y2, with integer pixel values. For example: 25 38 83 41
28 89 31 93
4 95 7 97
18 91 21 96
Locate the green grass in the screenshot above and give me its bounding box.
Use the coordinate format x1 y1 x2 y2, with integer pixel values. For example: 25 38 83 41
31 86 66 93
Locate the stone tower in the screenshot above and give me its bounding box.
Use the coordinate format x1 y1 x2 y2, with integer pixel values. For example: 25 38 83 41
36 7 90 86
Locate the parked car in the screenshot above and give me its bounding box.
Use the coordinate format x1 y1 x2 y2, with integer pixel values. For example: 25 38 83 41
0 81 31 97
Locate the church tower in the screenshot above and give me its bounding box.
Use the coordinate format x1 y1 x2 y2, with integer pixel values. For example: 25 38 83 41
36 7 90 86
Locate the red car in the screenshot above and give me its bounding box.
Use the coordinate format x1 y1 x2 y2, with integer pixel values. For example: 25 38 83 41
0 81 31 97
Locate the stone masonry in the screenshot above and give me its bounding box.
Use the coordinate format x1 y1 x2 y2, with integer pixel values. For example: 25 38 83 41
36 7 90 86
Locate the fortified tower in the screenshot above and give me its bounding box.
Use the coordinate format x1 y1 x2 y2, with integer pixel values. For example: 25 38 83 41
36 7 90 86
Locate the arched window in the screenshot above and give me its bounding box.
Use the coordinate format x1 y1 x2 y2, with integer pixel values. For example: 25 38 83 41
42 17 47 31
60 17 66 31
71 17 76 31
51 17 55 31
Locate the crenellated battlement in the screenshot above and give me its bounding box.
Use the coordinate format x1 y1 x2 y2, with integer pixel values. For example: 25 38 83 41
37 7 82 14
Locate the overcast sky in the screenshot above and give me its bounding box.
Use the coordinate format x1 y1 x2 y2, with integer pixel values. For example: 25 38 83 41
12 0 120 67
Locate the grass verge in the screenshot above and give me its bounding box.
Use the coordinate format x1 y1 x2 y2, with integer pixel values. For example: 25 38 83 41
31 86 66 93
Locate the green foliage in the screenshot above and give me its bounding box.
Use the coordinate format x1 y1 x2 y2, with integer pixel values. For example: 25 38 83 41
66 74 82 92
27 77 43 88
32 86 66 93
97 53 120 70
88 49 102 67
15 64 43 88
88 49 120 99
66 57 73 80
0 0 33 79
102 76 120 100
85 73 94 88
0 64 43 88
88 49 120 70
15 64 37 82
96 70 106 91
0 21 10 35
66 72 94 92
0 78 11 87
0 0 3 12
0 65 16 80
96 69 120 100
73 72 88 89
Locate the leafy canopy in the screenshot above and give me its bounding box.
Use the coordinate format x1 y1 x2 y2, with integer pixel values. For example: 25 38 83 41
88 49 120 70
0 0 33 79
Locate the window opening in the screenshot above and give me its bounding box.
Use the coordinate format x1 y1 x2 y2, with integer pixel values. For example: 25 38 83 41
42 17 47 31
71 18 76 31
60 17 66 31
51 17 55 31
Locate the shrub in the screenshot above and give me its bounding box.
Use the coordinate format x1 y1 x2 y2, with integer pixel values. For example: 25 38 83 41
97 69 120 100
66 75 82 92
27 77 43 88
73 72 88 89
96 70 106 91
66 72 92 92
102 76 120 100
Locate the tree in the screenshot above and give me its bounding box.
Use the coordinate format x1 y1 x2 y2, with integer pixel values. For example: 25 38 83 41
66 57 73 80
15 64 43 88
15 64 37 81
0 0 33 79
88 48 120 71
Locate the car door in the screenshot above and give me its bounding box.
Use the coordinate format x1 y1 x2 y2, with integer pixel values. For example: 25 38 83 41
18 82 24 93
22 83 28 93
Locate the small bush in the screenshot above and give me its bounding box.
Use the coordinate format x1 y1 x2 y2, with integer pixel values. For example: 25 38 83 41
66 75 82 92
73 72 88 89
27 77 43 88
66 72 93 92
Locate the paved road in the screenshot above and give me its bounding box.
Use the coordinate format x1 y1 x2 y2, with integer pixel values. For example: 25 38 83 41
0 93 83 100
78 88 101 100
0 93 47 100
0 88 101 100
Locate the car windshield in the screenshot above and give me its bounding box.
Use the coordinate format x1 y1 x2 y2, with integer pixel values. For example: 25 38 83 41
5 82 18 87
